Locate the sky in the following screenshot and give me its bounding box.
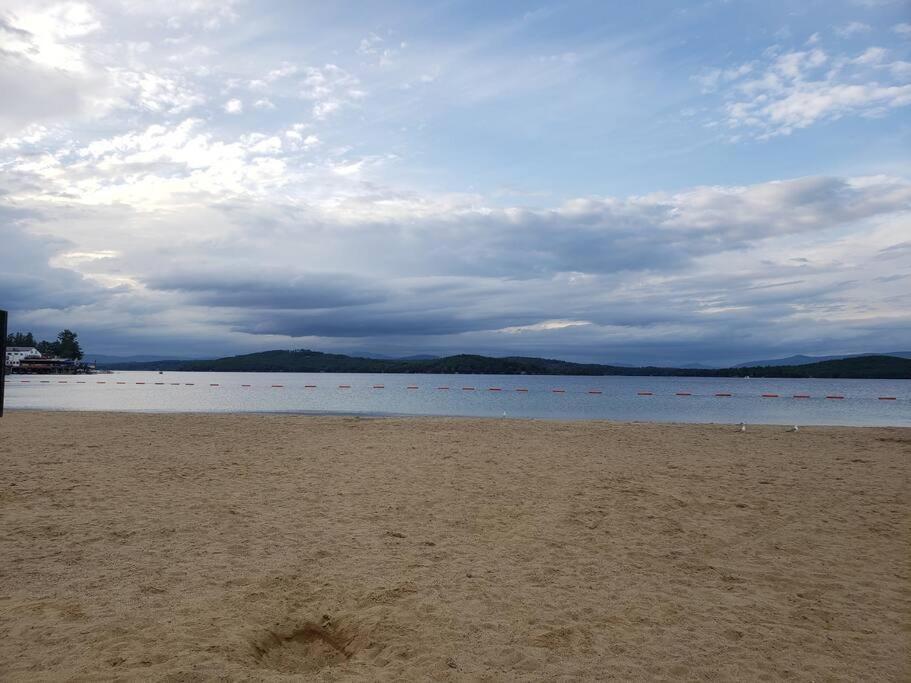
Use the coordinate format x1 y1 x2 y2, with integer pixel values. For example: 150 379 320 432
0 0 909 366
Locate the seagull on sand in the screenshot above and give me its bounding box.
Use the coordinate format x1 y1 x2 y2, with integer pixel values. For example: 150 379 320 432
738 422 746 432
788 425 799 432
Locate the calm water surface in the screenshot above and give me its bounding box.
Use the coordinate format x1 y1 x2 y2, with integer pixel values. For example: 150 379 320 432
5 371 909 426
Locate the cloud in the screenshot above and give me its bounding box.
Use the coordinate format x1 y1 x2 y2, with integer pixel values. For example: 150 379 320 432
1 1 909 363
0 6 108 135
357 32 402 67
498 320 592 334
835 22 872 38
300 64 364 119
117 0 241 30
360 175 911 277
144 269 386 310
693 63 754 93
245 62 365 120
0 2 210 137
34 118 292 208
2 2 101 72
114 70 205 113
0 209 116 313
702 43 911 138
12 166 897 352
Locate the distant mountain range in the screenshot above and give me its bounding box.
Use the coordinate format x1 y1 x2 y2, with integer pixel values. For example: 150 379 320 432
86 354 189 365
346 352 441 361
95 350 911 379
734 352 911 368
90 350 911 370
87 352 441 364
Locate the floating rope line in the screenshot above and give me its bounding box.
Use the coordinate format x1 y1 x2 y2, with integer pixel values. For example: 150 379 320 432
3 378 905 402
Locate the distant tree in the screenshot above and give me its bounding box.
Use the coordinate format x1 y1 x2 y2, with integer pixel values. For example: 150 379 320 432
36 340 58 356
6 331 37 347
6 329 83 358
55 329 83 360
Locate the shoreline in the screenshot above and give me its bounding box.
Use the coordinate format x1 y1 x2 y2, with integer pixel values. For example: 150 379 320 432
1 411 908 679
16 372 909 379
3 406 909 429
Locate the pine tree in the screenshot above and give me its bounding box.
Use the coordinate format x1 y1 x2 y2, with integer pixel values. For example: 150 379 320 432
55 330 83 360
5 331 36 347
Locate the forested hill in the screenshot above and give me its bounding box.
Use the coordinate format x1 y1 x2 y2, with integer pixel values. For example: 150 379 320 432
722 355 911 379
96 351 911 379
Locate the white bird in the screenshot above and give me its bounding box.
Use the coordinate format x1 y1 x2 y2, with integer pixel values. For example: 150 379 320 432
738 422 746 432
788 425 799 432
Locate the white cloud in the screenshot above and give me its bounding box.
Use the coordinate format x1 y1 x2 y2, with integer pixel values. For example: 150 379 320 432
330 159 364 176
224 98 243 114
313 100 340 119
894 23 911 37
498 320 592 334
300 64 364 119
266 62 298 81
242 134 282 154
0 3 112 135
357 32 402 66
888 60 911 79
703 44 911 138
0 123 51 150
0 2 208 136
31 119 292 208
835 22 872 38
3 1 101 72
854 46 888 65
358 33 384 56
114 70 205 113
244 62 364 120
283 124 320 150
693 63 754 93
118 0 241 30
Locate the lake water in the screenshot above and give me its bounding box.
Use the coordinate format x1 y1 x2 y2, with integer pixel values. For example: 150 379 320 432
4 371 909 426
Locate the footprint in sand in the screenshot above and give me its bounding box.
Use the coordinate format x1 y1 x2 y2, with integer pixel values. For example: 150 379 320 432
252 621 354 674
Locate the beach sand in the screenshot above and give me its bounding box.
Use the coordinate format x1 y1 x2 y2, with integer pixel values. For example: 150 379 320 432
0 411 908 681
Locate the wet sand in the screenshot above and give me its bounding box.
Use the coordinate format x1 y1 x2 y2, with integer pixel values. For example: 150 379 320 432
0 411 909 680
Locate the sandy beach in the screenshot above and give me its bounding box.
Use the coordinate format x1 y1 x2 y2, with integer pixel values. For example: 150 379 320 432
0 411 908 681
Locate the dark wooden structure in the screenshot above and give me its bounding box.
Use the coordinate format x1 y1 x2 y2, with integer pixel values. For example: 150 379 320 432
1 309 7 417
15 357 80 374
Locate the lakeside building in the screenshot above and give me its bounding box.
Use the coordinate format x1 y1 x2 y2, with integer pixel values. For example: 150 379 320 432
5 347 41 368
3 348 96 375
12 357 97 375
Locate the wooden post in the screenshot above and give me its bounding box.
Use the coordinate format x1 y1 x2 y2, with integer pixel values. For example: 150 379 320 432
0 309 7 417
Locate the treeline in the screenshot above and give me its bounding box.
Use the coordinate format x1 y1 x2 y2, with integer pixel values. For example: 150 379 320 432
714 355 911 379
97 349 911 379
5 330 84 360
